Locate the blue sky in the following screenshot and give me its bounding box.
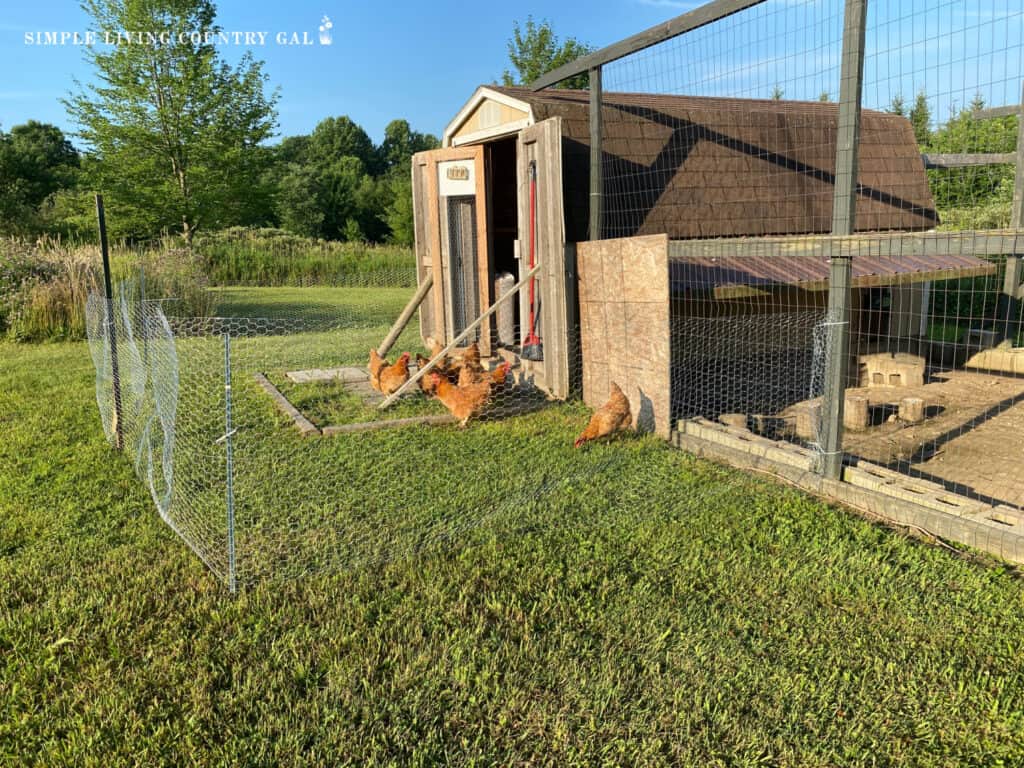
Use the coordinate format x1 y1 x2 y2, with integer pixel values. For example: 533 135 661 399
1 0 1022 148
0 0 702 144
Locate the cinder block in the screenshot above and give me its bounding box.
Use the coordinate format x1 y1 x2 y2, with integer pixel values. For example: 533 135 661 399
844 395 869 430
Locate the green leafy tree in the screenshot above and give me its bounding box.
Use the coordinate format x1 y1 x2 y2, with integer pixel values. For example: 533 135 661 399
64 0 278 242
502 17 594 90
275 135 312 166
275 164 324 238
378 119 439 174
383 173 415 246
308 116 378 176
927 95 1018 215
0 121 79 235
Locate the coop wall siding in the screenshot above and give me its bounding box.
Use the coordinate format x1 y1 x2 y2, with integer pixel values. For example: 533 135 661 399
578 234 672 438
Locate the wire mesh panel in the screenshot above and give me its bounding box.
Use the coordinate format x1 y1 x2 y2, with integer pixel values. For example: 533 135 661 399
87 267 651 586
839 236 1024 512
446 196 481 341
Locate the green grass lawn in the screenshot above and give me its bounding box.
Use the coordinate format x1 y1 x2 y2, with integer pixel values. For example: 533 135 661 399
4 332 1024 763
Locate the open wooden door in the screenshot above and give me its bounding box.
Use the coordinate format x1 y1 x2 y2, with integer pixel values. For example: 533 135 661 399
410 145 490 352
517 117 571 398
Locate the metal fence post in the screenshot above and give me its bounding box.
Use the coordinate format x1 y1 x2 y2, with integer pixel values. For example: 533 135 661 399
95 193 124 451
223 332 237 593
819 0 868 479
589 65 604 241
139 261 149 370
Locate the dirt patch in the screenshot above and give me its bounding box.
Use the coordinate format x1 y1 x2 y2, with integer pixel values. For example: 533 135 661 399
837 370 1024 507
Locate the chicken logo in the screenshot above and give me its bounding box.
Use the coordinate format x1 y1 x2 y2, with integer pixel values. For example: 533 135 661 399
318 15 333 45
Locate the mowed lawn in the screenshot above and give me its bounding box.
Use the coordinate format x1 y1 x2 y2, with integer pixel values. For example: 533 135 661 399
3 318 1024 763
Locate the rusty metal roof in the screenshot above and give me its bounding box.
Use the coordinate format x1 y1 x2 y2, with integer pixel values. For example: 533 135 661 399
670 251 997 295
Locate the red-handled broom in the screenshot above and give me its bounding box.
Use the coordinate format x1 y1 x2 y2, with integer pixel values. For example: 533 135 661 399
522 160 543 361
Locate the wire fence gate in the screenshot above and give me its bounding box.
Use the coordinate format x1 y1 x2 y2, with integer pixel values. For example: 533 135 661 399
87 0 1024 583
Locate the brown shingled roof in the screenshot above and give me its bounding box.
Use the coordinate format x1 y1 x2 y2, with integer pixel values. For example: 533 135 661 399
490 86 938 243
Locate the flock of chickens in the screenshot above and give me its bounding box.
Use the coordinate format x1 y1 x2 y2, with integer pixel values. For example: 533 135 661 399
367 338 633 447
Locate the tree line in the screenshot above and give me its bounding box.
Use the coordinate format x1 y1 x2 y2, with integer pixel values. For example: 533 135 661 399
0 114 439 245
0 7 592 247
1 0 442 246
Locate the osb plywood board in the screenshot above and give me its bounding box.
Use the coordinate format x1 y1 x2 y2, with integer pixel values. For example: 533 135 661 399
578 234 671 438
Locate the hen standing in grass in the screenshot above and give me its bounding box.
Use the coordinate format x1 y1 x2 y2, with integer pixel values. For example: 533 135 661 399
378 352 411 396
574 382 632 448
429 364 507 427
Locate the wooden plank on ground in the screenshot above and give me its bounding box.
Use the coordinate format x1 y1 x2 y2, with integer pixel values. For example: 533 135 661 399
253 373 320 437
322 414 457 435
672 429 1024 565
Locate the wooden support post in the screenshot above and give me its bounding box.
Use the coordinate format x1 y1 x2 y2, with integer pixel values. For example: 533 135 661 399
378 273 434 357
378 263 542 409
819 0 867 480
589 66 603 241
1006 81 1024 343
1013 81 1024 229
95 193 124 451
1002 256 1023 342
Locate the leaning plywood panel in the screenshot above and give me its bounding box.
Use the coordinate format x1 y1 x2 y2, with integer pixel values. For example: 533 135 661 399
577 234 671 438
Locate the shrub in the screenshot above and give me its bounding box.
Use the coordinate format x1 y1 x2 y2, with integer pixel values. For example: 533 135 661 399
192 227 416 286
0 239 98 341
0 238 214 341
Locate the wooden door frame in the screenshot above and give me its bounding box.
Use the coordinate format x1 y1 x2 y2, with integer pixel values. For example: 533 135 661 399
517 117 570 398
411 145 490 353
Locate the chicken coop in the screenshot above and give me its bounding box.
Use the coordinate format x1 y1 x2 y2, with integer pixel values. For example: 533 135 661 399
412 87 1000 439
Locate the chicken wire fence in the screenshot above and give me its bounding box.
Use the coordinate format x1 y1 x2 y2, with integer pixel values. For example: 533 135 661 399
86 269 669 588
528 0 1024 531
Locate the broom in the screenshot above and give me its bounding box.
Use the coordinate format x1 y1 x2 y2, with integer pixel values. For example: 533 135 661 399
522 160 543 361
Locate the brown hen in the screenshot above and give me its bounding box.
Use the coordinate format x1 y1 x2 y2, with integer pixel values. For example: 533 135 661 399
574 382 632 448
430 372 493 426
378 352 411 396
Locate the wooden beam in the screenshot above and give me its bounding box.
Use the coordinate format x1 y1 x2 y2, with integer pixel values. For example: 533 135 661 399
922 153 1017 169
973 104 1022 120
1012 81 1024 230
668 229 1024 261
378 273 433 357
253 373 320 437
530 0 768 90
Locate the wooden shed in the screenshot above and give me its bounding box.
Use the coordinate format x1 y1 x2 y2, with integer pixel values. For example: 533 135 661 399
410 85 971 420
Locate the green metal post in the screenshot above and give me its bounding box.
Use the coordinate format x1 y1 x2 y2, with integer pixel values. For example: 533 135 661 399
820 0 867 479
589 65 603 241
96 193 124 451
